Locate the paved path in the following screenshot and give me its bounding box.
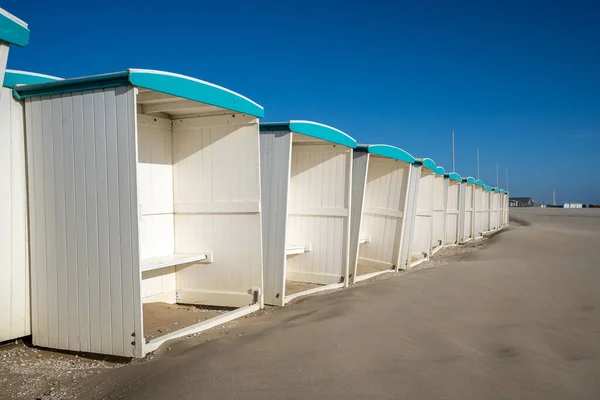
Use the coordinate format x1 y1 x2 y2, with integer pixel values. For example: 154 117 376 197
80 209 600 399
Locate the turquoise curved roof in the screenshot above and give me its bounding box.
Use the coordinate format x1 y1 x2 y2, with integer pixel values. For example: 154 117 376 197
3 70 62 89
445 172 462 182
435 166 446 175
493 187 500 193
13 69 264 117
419 158 437 172
261 120 356 148
357 144 414 163
0 8 29 47
475 179 485 187
484 185 493 191
500 189 507 194
463 177 476 184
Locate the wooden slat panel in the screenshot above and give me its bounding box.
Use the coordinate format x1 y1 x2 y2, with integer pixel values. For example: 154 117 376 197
349 151 368 283
259 130 292 306
172 116 263 309
0 87 30 341
25 87 142 357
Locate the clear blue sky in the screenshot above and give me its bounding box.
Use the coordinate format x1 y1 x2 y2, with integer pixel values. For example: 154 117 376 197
5 0 600 204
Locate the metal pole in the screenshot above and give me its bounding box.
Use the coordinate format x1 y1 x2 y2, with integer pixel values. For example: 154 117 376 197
477 148 480 180
553 190 556 206
496 162 499 187
452 130 455 172
505 168 508 192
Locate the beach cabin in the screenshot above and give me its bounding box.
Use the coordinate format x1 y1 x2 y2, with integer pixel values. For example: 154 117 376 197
491 187 501 230
349 144 415 283
431 166 447 256
458 177 476 243
260 121 355 306
408 158 437 267
473 179 486 239
444 172 462 246
501 190 509 226
0 8 29 91
0 71 61 342
16 69 265 357
483 186 492 233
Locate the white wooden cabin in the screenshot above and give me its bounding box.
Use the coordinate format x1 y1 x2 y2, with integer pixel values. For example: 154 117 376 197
491 187 501 230
260 121 356 306
458 177 476 243
501 190 509 226
431 166 447 256
349 144 416 283
483 186 492 233
0 71 61 343
0 9 29 94
409 158 437 267
444 173 462 246
16 69 265 357
473 179 486 239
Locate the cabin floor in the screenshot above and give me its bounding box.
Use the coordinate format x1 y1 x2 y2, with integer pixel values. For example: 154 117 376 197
285 280 323 296
143 303 236 341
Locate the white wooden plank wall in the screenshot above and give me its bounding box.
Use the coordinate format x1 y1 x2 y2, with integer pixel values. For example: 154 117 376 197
286 143 350 283
412 171 434 256
445 182 460 244
398 165 420 269
259 130 292 305
483 191 491 232
359 157 409 266
24 87 143 358
172 114 263 307
431 175 446 245
473 188 484 237
463 185 474 240
348 151 369 281
0 42 8 97
491 192 500 229
0 87 30 341
137 114 176 303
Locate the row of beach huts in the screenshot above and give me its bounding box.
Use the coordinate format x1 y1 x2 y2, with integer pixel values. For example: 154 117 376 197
0 8 509 358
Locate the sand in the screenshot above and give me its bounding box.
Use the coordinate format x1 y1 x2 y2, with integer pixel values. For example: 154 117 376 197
143 303 235 341
285 280 323 295
356 262 389 276
4 208 600 399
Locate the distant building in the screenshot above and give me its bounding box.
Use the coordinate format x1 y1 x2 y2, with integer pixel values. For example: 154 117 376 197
564 203 583 209
509 197 534 207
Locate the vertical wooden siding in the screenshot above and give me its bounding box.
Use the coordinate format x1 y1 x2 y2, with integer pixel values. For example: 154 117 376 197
398 165 420 269
0 87 30 341
483 190 492 232
431 175 446 245
172 114 263 307
445 181 460 244
137 114 176 303
259 130 292 305
0 42 8 97
473 187 484 237
348 151 369 282
359 157 410 268
412 171 435 256
286 142 351 284
24 86 143 358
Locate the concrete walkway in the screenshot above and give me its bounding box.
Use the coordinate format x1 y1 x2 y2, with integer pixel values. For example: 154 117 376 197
78 209 600 399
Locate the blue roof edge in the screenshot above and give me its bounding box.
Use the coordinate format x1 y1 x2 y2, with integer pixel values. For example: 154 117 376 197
357 144 415 163
261 120 357 148
417 158 437 171
12 69 264 117
0 9 29 47
445 172 462 182
3 70 62 89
